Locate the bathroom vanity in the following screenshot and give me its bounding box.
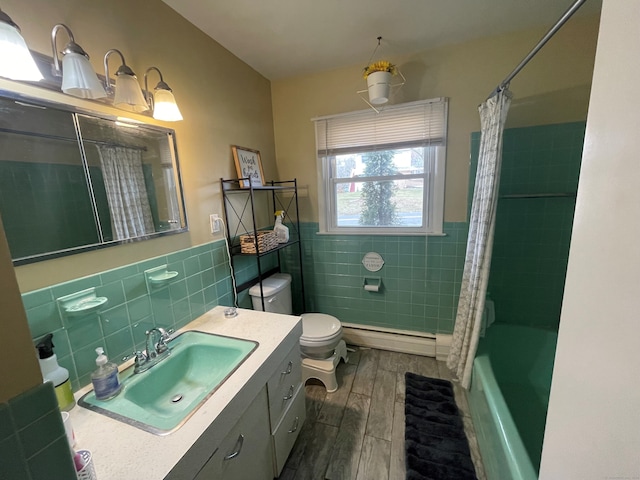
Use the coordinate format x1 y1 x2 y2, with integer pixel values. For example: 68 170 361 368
68 306 304 479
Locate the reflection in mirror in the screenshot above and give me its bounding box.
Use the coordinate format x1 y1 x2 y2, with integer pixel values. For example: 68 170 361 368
0 93 187 264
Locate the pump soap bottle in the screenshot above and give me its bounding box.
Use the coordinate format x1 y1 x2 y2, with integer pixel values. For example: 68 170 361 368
35 333 75 411
91 347 122 400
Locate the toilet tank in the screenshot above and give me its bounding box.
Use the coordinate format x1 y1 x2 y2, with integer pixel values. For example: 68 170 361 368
249 273 292 314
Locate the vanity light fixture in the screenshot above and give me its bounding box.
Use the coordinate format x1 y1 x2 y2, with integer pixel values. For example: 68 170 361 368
51 24 106 99
144 66 183 122
103 48 149 113
0 8 43 81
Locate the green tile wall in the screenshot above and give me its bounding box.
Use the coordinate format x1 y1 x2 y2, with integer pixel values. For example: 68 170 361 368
282 222 468 334
0 382 76 480
22 219 468 397
0 161 103 258
11 228 464 480
22 240 236 391
471 122 585 330
0 161 169 259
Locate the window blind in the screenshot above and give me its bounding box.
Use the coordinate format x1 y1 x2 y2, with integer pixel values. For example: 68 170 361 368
314 98 448 156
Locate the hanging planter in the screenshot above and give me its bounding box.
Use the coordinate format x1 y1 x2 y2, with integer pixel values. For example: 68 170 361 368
362 60 398 106
366 70 393 105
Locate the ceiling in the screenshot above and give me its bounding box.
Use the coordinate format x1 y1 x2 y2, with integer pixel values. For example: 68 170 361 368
161 0 602 81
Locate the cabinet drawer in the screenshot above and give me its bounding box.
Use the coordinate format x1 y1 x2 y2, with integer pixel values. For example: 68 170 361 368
194 387 273 480
272 383 306 477
267 342 302 426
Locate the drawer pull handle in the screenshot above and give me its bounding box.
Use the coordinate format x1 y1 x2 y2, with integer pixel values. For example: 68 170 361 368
223 434 244 460
281 361 293 375
288 416 300 433
283 385 294 401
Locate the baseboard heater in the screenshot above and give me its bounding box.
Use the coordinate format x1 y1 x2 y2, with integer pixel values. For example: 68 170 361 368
341 323 452 361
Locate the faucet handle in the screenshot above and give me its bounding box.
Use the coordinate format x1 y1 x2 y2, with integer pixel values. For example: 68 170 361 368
155 328 173 354
133 350 147 364
123 351 147 363
158 327 173 340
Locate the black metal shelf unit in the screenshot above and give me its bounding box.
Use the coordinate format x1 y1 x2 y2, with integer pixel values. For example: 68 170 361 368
221 177 305 312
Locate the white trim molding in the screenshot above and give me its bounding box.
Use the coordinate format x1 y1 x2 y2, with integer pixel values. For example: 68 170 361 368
341 323 452 360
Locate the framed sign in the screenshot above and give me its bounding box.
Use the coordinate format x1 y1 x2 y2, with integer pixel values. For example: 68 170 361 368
232 145 265 188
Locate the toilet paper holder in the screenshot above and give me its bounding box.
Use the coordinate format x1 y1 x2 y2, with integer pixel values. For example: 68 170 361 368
363 277 382 292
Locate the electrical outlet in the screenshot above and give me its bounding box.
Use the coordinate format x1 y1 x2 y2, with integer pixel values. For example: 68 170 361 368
210 214 222 234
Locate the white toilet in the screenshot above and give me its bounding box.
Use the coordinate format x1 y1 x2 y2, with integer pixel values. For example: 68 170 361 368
249 273 348 392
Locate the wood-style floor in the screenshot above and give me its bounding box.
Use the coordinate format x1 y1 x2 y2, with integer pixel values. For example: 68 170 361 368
279 346 486 480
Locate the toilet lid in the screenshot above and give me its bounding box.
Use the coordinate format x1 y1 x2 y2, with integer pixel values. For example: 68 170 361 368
301 313 342 342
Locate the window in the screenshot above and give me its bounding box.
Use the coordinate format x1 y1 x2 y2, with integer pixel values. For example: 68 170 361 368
314 98 448 235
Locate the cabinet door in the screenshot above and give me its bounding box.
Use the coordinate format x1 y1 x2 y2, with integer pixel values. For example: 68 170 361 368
195 387 273 480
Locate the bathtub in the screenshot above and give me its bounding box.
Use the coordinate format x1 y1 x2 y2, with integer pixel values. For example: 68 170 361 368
468 324 557 480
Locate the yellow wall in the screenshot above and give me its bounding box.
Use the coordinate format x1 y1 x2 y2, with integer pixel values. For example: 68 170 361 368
271 14 600 224
0 216 41 402
0 0 277 292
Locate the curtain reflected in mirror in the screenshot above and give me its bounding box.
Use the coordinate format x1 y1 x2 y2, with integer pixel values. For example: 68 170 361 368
0 94 187 264
95 144 155 240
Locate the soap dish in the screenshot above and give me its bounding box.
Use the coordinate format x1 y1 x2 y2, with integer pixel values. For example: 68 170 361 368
144 264 180 292
57 287 108 320
65 297 108 317
148 270 179 285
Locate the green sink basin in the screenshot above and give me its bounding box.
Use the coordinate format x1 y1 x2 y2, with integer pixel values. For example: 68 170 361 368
79 331 258 434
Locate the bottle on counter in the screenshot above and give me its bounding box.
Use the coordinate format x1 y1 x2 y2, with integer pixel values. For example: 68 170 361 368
35 333 75 411
91 347 122 400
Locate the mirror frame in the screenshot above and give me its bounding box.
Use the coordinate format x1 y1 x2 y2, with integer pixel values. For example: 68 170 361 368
0 88 189 266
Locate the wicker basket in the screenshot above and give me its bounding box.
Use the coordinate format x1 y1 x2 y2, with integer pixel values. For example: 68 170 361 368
240 231 278 254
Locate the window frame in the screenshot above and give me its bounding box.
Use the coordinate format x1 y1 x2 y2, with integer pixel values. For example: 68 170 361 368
314 98 448 236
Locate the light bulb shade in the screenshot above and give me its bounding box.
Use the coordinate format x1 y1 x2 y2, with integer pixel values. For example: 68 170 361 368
152 88 183 121
61 52 106 99
0 21 43 81
113 73 149 112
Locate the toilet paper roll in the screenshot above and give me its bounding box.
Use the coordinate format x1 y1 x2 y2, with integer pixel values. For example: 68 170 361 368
364 284 379 292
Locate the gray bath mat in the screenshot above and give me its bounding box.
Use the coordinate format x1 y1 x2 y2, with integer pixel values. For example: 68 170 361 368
404 373 478 480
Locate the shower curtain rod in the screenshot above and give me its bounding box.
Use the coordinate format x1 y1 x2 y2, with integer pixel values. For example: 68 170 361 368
487 0 589 100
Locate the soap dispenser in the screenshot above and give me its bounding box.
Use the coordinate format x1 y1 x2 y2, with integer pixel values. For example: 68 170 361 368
91 347 122 400
35 333 75 411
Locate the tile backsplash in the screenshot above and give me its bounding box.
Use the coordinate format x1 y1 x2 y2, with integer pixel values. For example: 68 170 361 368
22 240 240 391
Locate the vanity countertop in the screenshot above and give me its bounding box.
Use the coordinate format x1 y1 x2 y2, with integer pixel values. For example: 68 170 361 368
68 306 302 479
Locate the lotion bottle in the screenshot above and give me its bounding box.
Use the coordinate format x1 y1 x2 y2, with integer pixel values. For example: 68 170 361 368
36 334 75 411
91 347 122 400
273 210 289 243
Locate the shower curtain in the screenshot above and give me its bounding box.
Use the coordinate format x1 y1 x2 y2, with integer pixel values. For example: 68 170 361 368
447 89 512 388
96 145 155 240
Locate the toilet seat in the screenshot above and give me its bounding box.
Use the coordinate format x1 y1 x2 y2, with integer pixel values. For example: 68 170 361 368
299 313 343 359
300 313 342 343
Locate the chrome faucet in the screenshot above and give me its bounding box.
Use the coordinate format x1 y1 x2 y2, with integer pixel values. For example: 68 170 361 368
133 327 172 373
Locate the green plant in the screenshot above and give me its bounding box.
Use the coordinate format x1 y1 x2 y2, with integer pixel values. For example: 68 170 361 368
359 151 399 226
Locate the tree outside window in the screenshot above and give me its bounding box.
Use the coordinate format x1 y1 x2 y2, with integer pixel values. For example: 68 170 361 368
359 150 399 226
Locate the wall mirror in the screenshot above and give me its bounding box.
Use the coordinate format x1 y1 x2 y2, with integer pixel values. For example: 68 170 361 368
0 90 188 265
